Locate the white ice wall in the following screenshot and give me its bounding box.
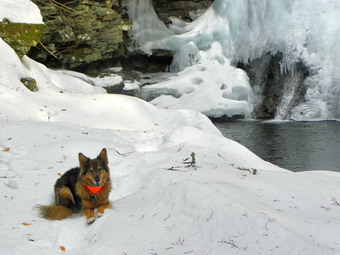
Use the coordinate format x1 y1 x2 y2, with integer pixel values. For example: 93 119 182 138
125 0 340 120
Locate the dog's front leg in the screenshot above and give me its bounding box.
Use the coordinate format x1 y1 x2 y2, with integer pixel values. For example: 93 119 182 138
97 202 112 218
82 200 96 224
84 208 95 224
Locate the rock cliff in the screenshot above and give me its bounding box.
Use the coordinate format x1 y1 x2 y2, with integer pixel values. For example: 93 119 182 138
239 53 309 119
153 0 213 22
26 0 213 72
28 0 131 70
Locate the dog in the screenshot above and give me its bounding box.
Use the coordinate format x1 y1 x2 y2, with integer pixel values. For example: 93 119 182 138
39 148 111 224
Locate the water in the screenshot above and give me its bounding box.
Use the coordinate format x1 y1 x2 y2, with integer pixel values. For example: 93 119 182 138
214 121 340 172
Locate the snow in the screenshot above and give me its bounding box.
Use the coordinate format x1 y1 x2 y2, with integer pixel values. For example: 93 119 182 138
89 74 123 89
1 32 340 254
1 2 340 254
124 0 254 118
125 0 340 120
141 42 253 118
0 0 43 24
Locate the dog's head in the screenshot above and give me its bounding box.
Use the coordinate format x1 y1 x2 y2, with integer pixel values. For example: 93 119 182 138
78 148 110 187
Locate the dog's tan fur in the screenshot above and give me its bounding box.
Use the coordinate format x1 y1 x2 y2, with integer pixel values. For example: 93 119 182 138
39 148 111 224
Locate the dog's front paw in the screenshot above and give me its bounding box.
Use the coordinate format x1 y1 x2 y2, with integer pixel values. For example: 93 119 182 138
87 217 96 224
97 212 103 218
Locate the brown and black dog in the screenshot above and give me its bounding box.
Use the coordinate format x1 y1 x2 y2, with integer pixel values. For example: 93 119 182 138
39 148 111 224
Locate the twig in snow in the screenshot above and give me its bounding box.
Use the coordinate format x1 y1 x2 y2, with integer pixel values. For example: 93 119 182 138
218 237 240 249
331 197 340 206
0 175 16 179
163 214 171 221
183 152 197 170
167 224 175 230
172 237 185 246
184 250 194 254
265 218 276 230
218 152 226 161
112 149 134 157
321 206 330 211
166 166 187 172
236 166 257 175
177 142 187 152
205 211 214 222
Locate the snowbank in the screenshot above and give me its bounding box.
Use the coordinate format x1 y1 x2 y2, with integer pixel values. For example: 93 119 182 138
141 43 253 119
2 120 340 255
0 0 43 24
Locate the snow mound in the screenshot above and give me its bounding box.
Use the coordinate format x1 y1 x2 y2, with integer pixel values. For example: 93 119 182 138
0 0 43 24
1 121 340 254
141 43 253 118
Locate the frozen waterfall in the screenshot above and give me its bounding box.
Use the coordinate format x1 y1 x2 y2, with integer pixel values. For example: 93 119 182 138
124 0 340 120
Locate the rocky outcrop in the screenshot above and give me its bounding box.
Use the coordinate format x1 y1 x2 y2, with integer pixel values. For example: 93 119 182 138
25 0 213 72
0 18 45 58
153 0 213 22
239 53 309 119
28 0 131 70
20 77 38 91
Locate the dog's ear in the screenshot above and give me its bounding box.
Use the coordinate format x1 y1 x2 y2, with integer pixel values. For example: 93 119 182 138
79 152 89 170
97 148 108 165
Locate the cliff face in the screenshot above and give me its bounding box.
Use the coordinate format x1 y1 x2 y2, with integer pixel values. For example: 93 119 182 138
28 0 131 70
26 0 212 72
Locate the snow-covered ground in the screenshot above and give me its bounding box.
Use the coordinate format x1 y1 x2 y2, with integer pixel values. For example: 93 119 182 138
1 1 340 254
2 117 340 255
1 31 340 255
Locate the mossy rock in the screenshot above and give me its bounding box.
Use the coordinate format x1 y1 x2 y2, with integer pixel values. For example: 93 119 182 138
20 78 38 91
0 19 46 58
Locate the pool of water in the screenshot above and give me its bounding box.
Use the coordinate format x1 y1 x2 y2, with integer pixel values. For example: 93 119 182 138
214 120 340 172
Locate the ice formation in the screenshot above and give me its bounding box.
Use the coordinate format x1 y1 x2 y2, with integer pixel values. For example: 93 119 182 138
125 0 340 120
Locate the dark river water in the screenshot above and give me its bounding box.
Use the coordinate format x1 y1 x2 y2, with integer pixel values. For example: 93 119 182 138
214 121 340 172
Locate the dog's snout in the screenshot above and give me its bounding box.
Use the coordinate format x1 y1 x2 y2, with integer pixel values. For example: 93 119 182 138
95 176 100 184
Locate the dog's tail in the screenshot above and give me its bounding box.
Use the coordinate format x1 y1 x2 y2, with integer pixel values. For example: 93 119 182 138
38 205 73 220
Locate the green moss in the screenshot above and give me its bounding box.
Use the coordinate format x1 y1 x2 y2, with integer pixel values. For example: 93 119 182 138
70 48 102 63
0 21 46 58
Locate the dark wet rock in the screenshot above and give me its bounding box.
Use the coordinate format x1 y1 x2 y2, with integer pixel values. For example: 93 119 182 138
238 53 309 119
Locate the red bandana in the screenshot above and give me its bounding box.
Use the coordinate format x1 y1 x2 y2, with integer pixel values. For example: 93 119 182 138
85 185 104 194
